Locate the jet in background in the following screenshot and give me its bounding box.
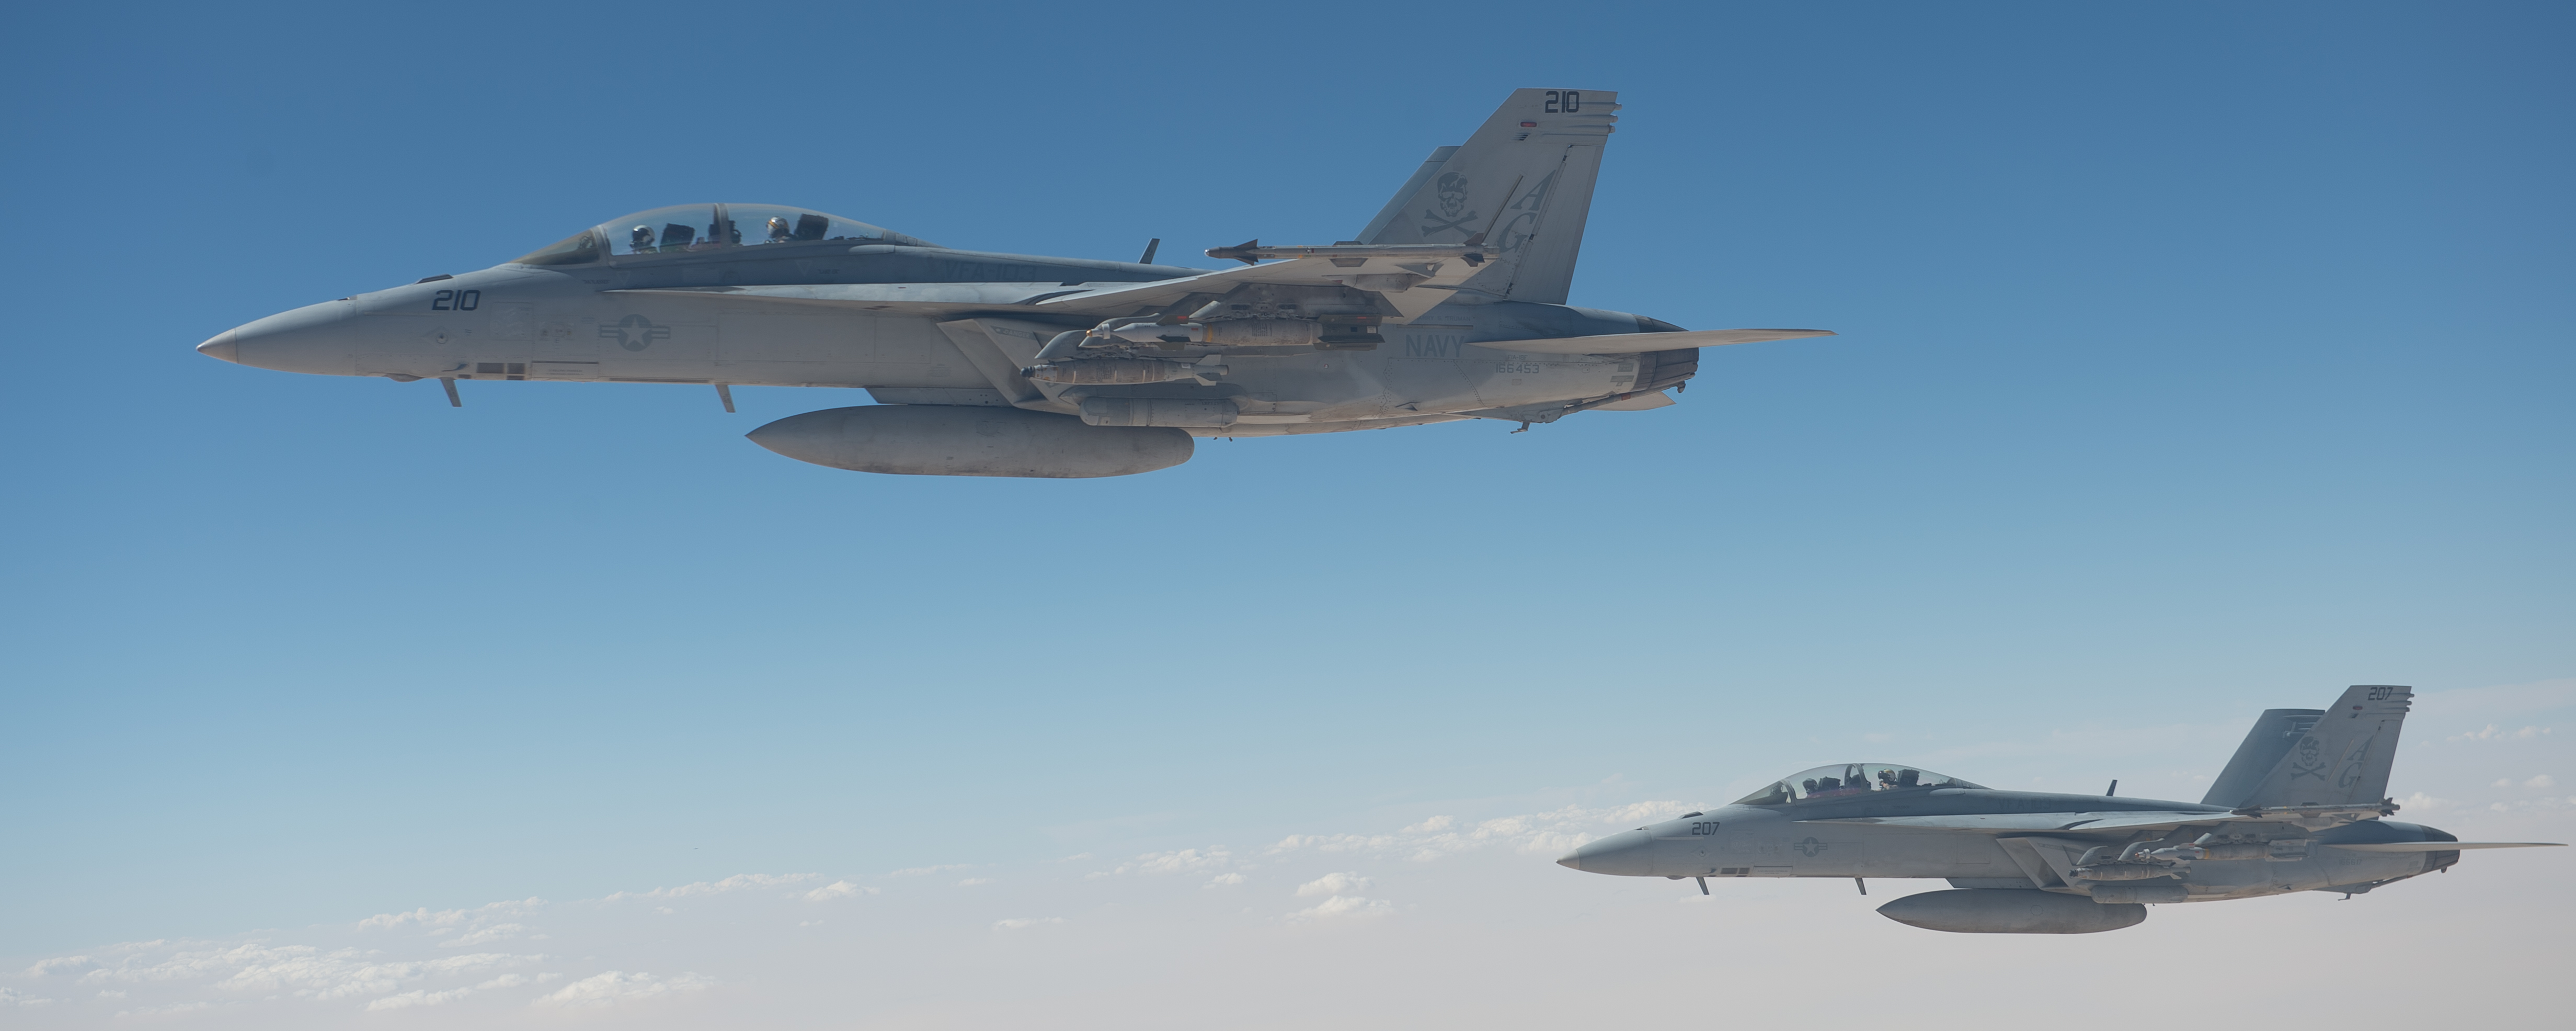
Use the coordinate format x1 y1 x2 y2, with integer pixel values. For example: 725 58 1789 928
195 89 1830 478
1559 686 2561 933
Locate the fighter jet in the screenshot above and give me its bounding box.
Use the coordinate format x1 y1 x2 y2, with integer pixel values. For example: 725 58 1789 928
192 88 1828 478
1558 685 2561 933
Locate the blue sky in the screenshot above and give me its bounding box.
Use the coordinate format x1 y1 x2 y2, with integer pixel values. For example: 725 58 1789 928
2 2 2569 1025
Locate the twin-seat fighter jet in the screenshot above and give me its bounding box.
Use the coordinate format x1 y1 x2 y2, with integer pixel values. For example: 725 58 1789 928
194 88 1829 477
1559 686 2560 933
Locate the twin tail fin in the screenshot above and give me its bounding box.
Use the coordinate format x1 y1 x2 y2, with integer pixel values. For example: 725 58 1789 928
2211 686 2413 811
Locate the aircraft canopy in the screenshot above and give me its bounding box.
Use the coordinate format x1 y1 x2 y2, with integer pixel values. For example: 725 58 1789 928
1732 764 1985 806
513 203 934 266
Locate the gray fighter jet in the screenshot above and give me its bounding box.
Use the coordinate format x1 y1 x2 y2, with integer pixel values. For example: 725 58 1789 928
1558 685 2561 933
194 89 1829 477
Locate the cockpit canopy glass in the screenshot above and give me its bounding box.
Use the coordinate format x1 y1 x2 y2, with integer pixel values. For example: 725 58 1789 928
600 203 923 256
1730 764 1985 806
510 203 932 266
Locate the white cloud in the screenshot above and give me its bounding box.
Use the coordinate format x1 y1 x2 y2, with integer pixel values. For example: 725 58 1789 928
535 971 711 1007
1278 801 1699 865
438 923 526 947
1103 847 1233 876
25 955 95 978
957 878 993 887
2452 724 2554 742
2 987 54 1006
115 1000 210 1016
1271 833 1397 855
603 874 811 901
1288 895 1392 922
359 898 541 931
805 880 876 901
993 917 1064 930
2526 775 2558 789
56 939 546 1005
364 987 472 1011
476 972 553 989
1206 873 1248 886
1137 848 1230 874
1296 872 1373 897
2396 791 2452 812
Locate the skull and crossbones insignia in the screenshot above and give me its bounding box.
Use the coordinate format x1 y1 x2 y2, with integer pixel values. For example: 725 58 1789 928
1420 171 1478 237
2285 734 2328 780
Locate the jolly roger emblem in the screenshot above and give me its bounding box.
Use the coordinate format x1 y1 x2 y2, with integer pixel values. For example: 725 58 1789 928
2285 734 2328 780
597 314 672 352
1421 171 1478 239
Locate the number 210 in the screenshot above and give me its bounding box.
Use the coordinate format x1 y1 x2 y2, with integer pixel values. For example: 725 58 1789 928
431 289 480 311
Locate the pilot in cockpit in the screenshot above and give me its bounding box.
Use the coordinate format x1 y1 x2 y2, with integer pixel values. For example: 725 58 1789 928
629 225 656 253
767 217 794 244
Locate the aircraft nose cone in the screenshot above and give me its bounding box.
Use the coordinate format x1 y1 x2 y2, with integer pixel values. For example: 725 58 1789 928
197 330 239 364
1557 829 1654 876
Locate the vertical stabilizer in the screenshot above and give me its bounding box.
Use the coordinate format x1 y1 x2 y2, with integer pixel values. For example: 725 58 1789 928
1356 146 1459 245
2235 686 2414 810
1360 88 1619 305
2201 709 2324 807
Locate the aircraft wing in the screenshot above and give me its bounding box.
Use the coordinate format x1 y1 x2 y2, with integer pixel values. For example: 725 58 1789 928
1475 328 1836 354
1035 248 1492 322
2326 842 2564 852
1801 811 2243 834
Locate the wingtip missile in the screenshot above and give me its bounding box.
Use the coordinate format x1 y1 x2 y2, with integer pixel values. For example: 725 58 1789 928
1206 239 1262 265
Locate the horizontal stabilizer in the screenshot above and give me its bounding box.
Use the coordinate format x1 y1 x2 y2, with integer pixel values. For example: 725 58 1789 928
2327 842 2564 852
1477 328 1835 355
1594 390 1674 411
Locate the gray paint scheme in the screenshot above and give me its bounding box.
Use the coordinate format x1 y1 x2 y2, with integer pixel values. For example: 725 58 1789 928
1558 685 2561 933
193 90 1834 477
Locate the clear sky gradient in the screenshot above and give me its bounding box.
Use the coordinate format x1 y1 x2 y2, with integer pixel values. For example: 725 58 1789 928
3 2 2569 1026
